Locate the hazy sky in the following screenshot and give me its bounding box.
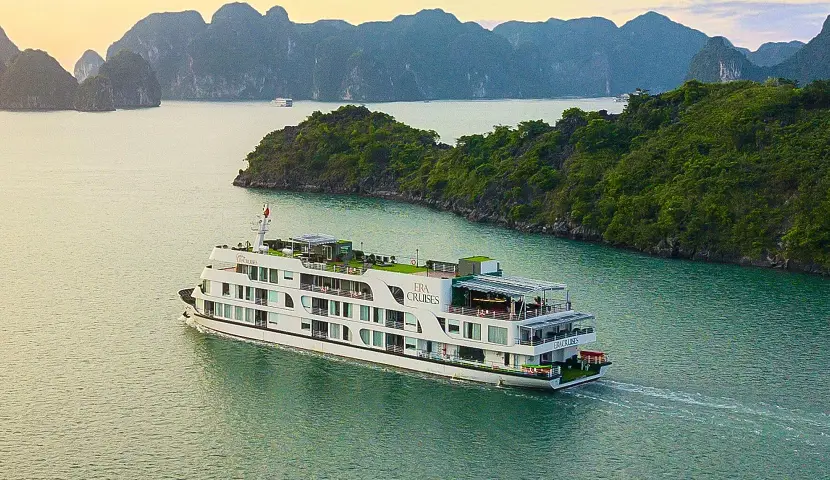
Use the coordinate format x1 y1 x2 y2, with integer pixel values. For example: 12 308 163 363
1 0 829 71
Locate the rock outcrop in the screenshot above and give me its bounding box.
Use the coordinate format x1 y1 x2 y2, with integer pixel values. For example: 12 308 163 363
0 49 77 110
74 50 105 83
0 25 19 67
686 37 763 83
74 75 115 112
98 50 161 108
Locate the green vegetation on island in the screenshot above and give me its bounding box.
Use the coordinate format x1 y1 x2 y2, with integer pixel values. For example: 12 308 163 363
236 80 830 274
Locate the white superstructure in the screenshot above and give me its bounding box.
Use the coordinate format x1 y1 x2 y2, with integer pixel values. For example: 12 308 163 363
181 204 611 390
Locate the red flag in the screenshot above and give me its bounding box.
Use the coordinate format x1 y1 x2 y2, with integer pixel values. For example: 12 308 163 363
264 207 270 218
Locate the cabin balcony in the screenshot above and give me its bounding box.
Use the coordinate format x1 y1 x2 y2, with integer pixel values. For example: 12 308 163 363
300 283 374 301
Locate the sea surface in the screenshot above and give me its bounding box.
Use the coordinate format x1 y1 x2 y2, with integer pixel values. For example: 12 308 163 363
1 99 828 479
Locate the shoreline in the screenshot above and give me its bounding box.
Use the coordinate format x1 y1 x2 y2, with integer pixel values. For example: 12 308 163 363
233 177 829 277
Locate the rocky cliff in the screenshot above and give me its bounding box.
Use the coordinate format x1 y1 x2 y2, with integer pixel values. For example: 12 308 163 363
74 50 105 83
108 3 766 101
0 25 19 68
0 49 77 110
98 50 161 108
74 75 115 112
686 37 764 83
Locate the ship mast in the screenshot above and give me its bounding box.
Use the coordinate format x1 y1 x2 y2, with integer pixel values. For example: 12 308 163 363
252 203 271 253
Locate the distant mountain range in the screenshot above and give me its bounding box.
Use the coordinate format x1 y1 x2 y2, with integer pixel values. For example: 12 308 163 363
687 16 830 85
0 26 161 112
104 3 823 102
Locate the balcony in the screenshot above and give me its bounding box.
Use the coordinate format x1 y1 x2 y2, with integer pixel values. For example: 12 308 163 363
312 330 328 339
302 260 365 276
310 307 328 317
443 303 569 321
384 320 404 330
300 283 373 301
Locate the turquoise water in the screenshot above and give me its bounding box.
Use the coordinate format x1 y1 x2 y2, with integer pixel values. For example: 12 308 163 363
0 100 828 479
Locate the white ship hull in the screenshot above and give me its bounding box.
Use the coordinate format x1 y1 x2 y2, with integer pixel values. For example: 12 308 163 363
187 308 608 391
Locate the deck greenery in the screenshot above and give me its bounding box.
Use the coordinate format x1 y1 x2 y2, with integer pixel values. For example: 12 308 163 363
238 80 830 273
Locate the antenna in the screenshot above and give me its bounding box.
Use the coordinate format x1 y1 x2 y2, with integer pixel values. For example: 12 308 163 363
252 203 271 253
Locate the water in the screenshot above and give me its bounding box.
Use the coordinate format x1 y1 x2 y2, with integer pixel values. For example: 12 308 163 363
1 99 828 479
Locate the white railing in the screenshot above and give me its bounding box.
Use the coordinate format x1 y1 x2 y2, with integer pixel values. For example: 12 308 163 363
443 303 569 321
414 350 561 378
300 283 373 301
302 261 365 276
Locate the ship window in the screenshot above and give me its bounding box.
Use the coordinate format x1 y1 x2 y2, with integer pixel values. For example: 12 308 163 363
360 305 370 321
372 331 384 348
214 302 223 317
268 312 279 324
463 322 481 341
330 301 340 316
269 269 278 284
373 308 383 324
359 329 370 345
343 303 353 318
221 283 229 296
259 267 267 282
245 287 252 301
437 317 446 332
246 308 254 324
343 326 350 341
285 294 294 308
224 304 232 319
405 313 417 326
236 285 243 299
329 323 340 340
235 306 244 321
488 326 508 345
249 268 258 281
301 296 311 308
205 301 214 315
237 264 248 274
201 280 209 294
448 319 460 334
268 290 280 305
301 320 311 331
283 271 294 280
405 337 417 350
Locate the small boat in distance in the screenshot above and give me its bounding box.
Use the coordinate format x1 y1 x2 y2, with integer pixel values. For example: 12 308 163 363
179 204 611 390
272 98 293 107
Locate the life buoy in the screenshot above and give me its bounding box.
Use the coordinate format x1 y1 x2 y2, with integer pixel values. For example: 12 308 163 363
410 259 417 266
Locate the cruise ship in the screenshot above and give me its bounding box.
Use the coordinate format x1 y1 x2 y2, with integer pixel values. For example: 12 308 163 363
179 205 611 390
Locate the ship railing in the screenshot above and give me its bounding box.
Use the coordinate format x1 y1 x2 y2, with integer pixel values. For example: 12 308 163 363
302 260 365 276
310 307 329 317
414 350 561 378
443 303 570 321
300 283 374 301
515 327 594 346
385 320 404 330
312 330 328 339
254 298 268 306
385 344 404 354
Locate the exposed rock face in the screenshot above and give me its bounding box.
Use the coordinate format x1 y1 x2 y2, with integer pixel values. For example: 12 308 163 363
74 75 115 112
747 41 804 67
106 3 733 101
686 37 762 83
0 25 19 67
98 50 161 108
74 50 105 83
0 49 77 110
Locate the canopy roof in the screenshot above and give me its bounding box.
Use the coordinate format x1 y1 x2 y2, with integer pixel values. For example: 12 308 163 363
454 274 566 297
521 311 595 330
291 233 337 246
